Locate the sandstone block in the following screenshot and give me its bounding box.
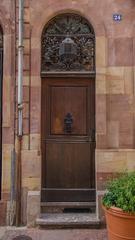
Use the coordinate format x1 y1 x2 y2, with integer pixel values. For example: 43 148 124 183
23 103 29 118
3 76 11 127
107 121 119 148
23 119 29 135
2 145 13 192
96 37 107 67
22 150 41 179
96 74 107 94
24 8 30 23
30 134 40 150
124 67 134 95
22 135 29 150
27 191 40 227
108 38 133 66
96 134 107 149
107 78 125 94
24 54 30 71
22 177 40 190
96 150 127 173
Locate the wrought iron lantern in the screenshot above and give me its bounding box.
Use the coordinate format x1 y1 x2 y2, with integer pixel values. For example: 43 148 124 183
59 37 77 61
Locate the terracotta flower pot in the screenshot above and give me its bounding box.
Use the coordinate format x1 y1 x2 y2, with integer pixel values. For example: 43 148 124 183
103 206 135 240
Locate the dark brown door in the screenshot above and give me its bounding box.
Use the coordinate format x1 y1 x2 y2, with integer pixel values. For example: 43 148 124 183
41 77 95 202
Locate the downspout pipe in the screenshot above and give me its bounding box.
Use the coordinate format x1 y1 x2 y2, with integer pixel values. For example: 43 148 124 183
16 0 24 226
18 0 24 136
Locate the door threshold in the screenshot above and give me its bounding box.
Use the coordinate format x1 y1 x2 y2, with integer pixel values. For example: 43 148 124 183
36 213 100 229
41 201 96 214
41 201 96 207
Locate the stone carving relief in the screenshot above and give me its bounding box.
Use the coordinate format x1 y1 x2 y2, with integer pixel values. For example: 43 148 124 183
41 14 95 72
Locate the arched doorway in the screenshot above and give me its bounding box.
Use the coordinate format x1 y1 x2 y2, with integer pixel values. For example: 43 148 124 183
0 26 3 199
41 14 95 210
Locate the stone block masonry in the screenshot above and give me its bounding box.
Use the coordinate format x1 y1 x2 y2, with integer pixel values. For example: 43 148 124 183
0 0 135 226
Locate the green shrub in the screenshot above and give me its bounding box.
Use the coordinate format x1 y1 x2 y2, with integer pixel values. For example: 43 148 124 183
102 172 135 213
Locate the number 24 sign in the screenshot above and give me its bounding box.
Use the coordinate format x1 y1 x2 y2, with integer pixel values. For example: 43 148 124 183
113 14 122 21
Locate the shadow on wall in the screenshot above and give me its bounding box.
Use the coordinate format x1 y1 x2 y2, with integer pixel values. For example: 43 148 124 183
12 236 32 240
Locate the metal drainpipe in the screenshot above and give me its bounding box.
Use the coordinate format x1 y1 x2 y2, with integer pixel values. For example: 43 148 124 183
18 0 24 135
16 0 24 226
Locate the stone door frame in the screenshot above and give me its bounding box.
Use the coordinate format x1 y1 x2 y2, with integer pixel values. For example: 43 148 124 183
29 7 107 224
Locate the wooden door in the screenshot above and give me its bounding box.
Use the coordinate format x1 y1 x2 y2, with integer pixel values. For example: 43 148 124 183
41 77 95 202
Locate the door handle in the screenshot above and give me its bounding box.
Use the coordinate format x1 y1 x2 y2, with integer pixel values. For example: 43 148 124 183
64 113 73 133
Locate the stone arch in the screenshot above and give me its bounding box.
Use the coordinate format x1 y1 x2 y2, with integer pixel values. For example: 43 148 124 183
30 4 107 88
31 6 106 40
39 9 97 38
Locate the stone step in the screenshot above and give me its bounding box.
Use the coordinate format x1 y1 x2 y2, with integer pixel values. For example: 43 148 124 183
36 213 100 229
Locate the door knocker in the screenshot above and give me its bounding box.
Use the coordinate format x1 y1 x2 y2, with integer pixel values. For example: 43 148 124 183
64 113 73 133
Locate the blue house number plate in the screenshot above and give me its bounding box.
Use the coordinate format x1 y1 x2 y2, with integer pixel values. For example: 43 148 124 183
113 14 122 21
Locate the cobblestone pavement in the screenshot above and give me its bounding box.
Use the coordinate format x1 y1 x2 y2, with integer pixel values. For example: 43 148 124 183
0 227 108 240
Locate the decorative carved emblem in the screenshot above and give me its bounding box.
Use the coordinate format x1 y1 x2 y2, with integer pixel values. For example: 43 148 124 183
41 14 95 72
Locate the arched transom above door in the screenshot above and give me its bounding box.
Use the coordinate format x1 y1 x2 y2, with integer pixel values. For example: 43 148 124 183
41 13 95 72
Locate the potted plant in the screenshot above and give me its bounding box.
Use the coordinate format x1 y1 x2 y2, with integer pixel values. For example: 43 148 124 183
102 172 135 240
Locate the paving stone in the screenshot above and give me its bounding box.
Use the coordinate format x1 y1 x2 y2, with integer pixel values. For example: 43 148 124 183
1 228 108 240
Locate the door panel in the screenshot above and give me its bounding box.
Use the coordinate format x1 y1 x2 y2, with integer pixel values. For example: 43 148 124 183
51 86 87 135
41 77 95 202
42 189 95 202
46 142 91 188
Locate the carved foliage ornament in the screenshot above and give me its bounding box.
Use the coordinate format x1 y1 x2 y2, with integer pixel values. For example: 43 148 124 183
0 27 3 48
41 14 95 72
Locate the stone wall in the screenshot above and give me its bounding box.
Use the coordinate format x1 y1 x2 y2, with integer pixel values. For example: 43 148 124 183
0 0 135 226
0 0 15 225
29 0 135 224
